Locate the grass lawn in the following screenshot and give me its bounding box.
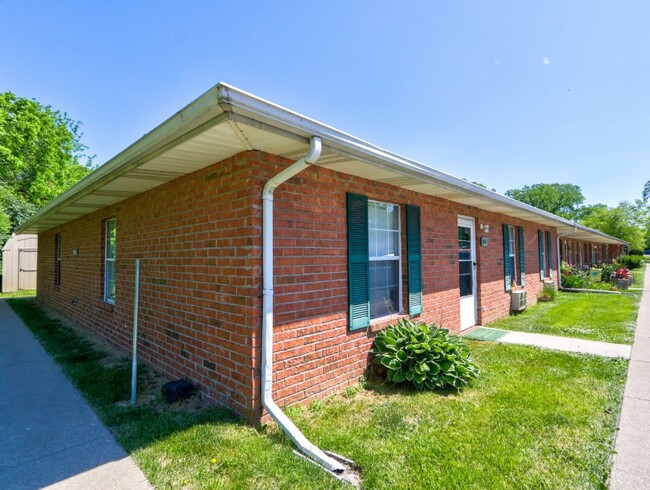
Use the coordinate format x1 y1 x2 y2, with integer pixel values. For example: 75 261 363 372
0 289 36 299
629 263 646 296
486 291 639 344
8 297 628 489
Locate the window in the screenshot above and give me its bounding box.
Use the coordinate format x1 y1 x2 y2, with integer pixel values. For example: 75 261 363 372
54 233 61 287
503 224 525 291
368 201 401 319
346 193 421 330
545 231 553 279
538 230 546 280
104 218 116 303
508 225 517 285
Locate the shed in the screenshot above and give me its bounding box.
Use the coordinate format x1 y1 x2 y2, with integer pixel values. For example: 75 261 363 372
2 234 38 293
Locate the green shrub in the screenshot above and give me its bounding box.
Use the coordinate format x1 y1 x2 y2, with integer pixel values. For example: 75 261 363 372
561 274 587 289
629 249 644 256
618 255 643 269
585 281 617 291
537 284 557 302
600 262 617 282
560 261 572 276
372 319 479 390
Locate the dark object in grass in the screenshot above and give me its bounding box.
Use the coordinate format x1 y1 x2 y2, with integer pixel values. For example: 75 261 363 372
162 379 196 403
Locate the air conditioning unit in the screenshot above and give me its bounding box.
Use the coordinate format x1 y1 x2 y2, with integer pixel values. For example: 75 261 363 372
510 290 527 313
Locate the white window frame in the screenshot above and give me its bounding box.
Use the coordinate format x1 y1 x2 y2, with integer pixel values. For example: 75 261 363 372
508 225 517 284
104 218 116 304
368 200 402 319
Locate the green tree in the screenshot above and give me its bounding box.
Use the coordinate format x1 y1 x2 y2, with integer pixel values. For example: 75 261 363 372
643 180 650 203
580 200 646 250
505 183 585 220
0 92 93 243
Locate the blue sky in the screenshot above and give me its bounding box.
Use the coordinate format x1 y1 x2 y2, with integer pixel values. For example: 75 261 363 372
1 1 646 207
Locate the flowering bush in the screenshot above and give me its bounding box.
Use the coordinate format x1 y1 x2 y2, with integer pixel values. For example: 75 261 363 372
615 268 630 280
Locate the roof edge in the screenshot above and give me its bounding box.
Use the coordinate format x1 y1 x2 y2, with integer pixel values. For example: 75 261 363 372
217 84 628 246
18 82 629 247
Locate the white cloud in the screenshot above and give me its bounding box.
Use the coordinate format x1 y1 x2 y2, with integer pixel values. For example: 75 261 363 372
543 56 551 65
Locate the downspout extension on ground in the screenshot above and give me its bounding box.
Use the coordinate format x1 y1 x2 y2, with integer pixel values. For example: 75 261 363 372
261 136 355 480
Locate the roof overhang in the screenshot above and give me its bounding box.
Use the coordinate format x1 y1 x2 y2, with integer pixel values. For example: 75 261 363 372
17 83 627 247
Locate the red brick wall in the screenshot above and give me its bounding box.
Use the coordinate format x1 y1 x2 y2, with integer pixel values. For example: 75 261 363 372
252 155 558 410
37 149 560 421
37 151 261 419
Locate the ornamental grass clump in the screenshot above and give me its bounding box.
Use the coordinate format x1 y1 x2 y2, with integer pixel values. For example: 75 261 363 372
372 319 479 390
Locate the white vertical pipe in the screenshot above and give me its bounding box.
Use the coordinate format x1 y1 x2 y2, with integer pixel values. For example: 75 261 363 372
260 137 344 474
130 258 141 405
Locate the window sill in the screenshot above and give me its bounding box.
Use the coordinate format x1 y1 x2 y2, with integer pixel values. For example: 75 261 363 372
369 313 411 334
98 301 115 313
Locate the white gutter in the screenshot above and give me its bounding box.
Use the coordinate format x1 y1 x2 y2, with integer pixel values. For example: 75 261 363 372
261 136 345 474
217 84 626 245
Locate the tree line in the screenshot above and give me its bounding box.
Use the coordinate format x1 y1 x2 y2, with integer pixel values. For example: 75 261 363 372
504 183 648 251
0 92 94 247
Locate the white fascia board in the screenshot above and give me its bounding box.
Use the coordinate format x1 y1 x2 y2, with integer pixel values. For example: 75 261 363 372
216 84 626 246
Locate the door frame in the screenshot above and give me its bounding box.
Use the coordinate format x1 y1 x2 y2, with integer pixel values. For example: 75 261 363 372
458 216 477 330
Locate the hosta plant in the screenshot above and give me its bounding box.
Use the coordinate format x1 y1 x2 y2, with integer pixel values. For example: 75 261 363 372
372 319 479 390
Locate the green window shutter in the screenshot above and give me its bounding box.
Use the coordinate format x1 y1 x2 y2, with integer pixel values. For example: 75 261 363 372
518 226 525 286
538 230 545 280
503 224 511 291
406 205 422 316
347 193 370 330
546 231 553 279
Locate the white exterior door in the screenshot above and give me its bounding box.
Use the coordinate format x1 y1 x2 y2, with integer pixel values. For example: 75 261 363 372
458 217 477 330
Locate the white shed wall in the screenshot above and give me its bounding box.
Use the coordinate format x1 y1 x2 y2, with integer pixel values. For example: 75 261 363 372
2 234 38 293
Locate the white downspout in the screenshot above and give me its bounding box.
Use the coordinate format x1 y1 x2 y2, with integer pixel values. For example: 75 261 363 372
261 136 345 474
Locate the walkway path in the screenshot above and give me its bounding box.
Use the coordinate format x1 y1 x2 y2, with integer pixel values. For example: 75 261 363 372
610 267 650 488
0 299 151 490
465 326 631 358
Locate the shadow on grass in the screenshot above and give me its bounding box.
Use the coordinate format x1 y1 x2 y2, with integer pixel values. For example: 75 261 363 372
6 298 247 454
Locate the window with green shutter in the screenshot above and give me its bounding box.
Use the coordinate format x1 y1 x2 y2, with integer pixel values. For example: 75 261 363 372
518 226 525 286
503 224 512 291
504 224 526 289
347 194 421 329
347 193 370 330
546 231 553 279
538 230 546 280
406 205 422 316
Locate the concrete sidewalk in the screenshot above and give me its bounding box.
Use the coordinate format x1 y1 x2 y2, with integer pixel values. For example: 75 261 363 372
610 268 650 488
0 299 151 490
465 326 631 358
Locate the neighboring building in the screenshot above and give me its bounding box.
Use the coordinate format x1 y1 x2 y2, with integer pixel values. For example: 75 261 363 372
18 83 626 422
2 234 38 293
559 238 625 268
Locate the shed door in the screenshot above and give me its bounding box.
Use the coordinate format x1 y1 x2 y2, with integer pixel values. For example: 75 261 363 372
18 248 37 290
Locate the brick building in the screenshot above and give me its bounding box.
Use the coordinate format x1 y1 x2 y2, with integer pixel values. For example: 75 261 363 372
19 83 626 424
